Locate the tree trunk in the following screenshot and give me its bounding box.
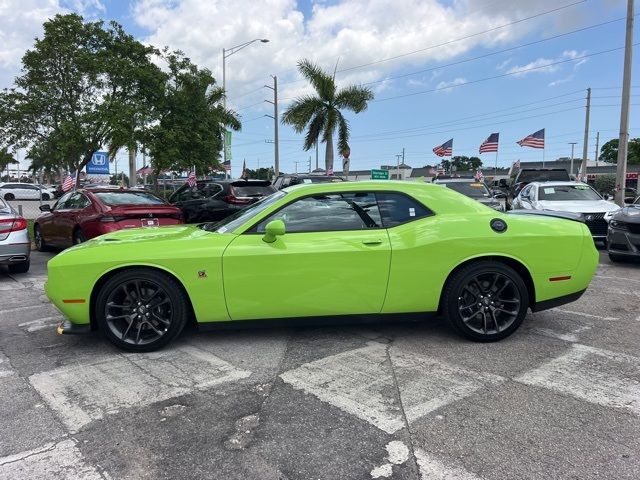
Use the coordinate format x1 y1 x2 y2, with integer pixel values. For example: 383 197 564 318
128 144 136 188
325 134 334 174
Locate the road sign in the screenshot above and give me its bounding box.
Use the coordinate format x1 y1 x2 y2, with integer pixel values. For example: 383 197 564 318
86 152 110 175
371 169 389 180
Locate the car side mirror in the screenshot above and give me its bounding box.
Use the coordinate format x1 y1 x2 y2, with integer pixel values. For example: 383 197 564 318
39 204 51 212
262 219 285 243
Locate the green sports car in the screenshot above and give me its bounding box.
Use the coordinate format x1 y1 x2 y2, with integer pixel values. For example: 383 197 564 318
47 181 598 351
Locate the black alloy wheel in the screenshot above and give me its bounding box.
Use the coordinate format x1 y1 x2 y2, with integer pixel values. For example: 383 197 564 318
95 269 188 351
443 261 529 342
34 225 48 252
42 193 50 200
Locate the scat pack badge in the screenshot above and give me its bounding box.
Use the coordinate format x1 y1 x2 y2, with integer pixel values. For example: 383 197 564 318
198 270 207 279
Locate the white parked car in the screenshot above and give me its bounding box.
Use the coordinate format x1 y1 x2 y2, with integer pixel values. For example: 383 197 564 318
0 182 53 200
512 181 620 242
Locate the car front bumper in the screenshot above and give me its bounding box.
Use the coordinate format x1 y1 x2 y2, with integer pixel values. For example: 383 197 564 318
607 226 640 257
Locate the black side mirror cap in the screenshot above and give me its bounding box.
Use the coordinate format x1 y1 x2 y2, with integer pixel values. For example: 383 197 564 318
39 204 51 212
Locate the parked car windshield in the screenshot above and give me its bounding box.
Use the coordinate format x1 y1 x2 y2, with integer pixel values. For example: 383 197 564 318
538 184 602 201
93 191 166 205
439 182 490 198
201 191 286 233
517 170 570 183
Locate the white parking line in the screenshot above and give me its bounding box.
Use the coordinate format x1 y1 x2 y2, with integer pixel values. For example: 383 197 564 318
0 353 15 379
516 344 640 415
280 342 504 434
0 304 50 314
29 345 252 432
529 325 591 343
18 316 64 332
0 439 103 480
414 448 483 480
550 308 620 321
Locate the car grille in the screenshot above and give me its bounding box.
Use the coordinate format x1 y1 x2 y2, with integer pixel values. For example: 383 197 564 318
583 212 608 236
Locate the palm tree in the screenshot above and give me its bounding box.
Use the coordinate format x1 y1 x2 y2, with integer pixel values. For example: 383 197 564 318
282 59 373 173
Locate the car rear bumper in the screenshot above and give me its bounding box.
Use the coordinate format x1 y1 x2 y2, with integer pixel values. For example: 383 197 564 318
0 230 31 265
532 289 587 312
607 227 640 257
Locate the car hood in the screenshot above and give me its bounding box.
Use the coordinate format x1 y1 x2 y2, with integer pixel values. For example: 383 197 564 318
534 200 620 213
612 205 640 223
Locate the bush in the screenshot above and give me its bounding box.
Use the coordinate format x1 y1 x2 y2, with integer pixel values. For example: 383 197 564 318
594 174 616 196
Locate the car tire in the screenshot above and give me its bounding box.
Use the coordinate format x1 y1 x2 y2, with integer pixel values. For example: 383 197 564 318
8 259 30 274
42 193 50 200
95 268 189 352
4 193 14 200
73 229 86 245
443 261 529 342
608 253 626 263
34 225 49 252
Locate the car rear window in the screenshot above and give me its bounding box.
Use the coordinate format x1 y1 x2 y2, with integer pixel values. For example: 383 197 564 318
517 170 570 183
94 192 166 205
439 182 490 199
232 185 275 197
376 192 432 227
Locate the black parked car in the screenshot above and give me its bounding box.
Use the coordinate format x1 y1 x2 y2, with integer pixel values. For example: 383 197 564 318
169 179 276 223
272 174 345 190
433 177 505 211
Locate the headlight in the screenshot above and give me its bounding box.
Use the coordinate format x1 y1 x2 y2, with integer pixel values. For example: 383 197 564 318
609 220 628 230
604 209 621 222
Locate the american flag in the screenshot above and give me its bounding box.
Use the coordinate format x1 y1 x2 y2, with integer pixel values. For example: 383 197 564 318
433 139 453 157
137 165 153 175
513 159 521 169
517 129 545 149
222 160 231 171
474 169 484 182
479 133 499 154
62 174 75 192
187 170 196 187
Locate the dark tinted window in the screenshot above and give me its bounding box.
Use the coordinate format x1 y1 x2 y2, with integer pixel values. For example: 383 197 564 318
376 192 431 227
256 192 382 233
94 191 165 205
438 181 490 198
67 193 91 209
172 183 222 202
517 170 570 183
232 184 274 198
54 192 73 210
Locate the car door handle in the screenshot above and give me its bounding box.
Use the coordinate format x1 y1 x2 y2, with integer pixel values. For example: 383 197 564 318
362 239 383 246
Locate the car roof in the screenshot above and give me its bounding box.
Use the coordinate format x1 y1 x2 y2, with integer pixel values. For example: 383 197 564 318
525 181 591 187
433 178 483 183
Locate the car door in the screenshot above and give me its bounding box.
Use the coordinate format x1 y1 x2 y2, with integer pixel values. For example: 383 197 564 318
57 192 85 245
170 184 208 223
40 192 71 244
222 191 392 320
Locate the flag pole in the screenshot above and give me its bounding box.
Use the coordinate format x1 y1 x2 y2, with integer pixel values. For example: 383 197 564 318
494 150 498 176
542 145 546 168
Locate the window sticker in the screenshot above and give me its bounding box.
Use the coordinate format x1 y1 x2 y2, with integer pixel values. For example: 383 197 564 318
302 179 312 184
575 185 589 190
543 188 555 194
409 207 416 217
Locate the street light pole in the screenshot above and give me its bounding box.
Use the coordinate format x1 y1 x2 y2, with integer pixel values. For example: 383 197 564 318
568 142 577 178
222 38 269 177
265 75 279 178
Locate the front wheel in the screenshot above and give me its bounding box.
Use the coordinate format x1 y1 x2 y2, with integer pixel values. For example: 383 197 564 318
4 193 14 200
34 225 49 252
95 269 189 352
443 261 529 342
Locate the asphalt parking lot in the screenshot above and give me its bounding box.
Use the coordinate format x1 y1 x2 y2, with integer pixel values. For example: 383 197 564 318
0 250 639 480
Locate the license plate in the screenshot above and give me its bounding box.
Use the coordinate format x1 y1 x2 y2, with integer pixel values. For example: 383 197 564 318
141 218 159 227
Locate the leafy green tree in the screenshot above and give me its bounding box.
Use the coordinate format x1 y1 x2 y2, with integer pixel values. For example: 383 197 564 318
0 148 18 173
110 173 129 186
282 59 373 173
451 156 483 171
599 138 640 164
440 159 451 172
0 14 164 183
145 51 241 184
243 167 274 180
594 174 616 196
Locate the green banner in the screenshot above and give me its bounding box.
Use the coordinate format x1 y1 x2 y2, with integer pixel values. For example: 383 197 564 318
225 130 232 160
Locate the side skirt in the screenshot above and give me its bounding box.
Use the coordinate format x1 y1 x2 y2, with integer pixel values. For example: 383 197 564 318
531 289 586 313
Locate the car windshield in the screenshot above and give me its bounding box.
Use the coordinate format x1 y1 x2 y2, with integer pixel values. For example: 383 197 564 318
200 191 286 233
538 184 602 201
440 182 490 198
94 191 166 205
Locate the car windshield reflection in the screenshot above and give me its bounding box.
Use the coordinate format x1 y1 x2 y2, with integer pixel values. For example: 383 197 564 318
200 191 286 233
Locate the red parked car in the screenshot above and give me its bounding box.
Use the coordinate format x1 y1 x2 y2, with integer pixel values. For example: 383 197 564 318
34 188 183 250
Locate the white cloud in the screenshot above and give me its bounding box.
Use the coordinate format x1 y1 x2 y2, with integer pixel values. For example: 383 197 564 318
435 77 466 93
506 50 589 77
61 0 105 15
548 75 574 87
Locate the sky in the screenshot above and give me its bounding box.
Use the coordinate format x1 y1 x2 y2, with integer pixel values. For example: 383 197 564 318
0 0 637 178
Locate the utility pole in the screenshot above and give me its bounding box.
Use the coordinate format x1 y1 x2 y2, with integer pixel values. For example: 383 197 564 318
594 132 600 167
308 156 312 173
294 161 299 174
580 88 591 182
395 153 402 180
265 76 279 178
568 142 577 178
616 0 635 205
315 141 319 171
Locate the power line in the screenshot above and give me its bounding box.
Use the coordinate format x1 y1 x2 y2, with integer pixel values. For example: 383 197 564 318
373 44 635 103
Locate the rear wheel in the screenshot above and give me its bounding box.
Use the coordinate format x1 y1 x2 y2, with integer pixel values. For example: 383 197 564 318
41 193 50 200
4 193 14 200
609 253 626 263
95 269 188 352
8 259 30 274
443 261 529 342
34 225 49 252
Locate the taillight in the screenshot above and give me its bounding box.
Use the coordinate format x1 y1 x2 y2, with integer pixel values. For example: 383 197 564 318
223 195 251 205
100 216 127 223
0 217 27 234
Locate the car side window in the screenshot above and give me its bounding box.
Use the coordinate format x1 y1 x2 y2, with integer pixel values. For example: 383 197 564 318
281 178 292 188
202 183 223 198
255 192 382 233
273 178 282 189
520 185 532 198
66 193 84 209
375 192 432 227
54 192 73 211
76 194 91 209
